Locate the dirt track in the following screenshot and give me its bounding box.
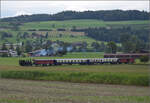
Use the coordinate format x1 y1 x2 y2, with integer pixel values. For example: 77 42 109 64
0 79 150 103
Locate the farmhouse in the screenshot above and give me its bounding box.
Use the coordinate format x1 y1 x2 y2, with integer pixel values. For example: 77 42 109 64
0 50 17 57
5 42 22 49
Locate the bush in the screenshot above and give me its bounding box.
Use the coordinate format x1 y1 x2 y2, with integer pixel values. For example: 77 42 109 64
1 53 9 57
140 56 149 63
57 28 66 31
38 29 52 31
28 29 36 31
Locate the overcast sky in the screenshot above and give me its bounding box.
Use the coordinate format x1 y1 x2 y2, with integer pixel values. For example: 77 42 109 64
1 1 149 18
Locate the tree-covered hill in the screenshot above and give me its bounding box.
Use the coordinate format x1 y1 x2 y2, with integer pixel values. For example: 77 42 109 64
0 10 149 22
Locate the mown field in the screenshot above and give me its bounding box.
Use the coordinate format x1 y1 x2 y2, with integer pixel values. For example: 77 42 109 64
0 78 150 103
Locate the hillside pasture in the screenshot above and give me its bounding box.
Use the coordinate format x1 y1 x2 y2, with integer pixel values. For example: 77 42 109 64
27 30 85 36
0 29 105 47
0 20 149 45
19 20 149 30
19 19 106 30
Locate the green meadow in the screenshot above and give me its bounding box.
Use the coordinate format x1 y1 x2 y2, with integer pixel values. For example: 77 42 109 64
19 19 149 30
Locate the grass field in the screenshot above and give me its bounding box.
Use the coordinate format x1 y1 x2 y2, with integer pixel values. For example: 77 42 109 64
20 19 106 30
19 19 149 30
0 78 150 103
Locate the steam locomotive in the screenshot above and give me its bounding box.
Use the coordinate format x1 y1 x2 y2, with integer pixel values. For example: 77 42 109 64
19 58 134 66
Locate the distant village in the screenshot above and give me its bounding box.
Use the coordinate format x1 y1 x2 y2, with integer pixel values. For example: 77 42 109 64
0 41 90 57
0 43 21 57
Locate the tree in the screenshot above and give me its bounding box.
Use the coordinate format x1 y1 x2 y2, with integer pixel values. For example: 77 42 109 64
59 34 62 38
9 22 21 30
82 42 88 49
1 43 8 57
91 42 100 52
52 24 55 28
1 10 149 22
1 43 8 50
25 41 32 52
43 40 52 50
45 32 48 38
140 56 149 63
120 34 144 53
0 31 13 40
16 46 22 56
16 32 22 40
10 43 14 50
72 26 76 30
99 42 106 52
106 41 117 53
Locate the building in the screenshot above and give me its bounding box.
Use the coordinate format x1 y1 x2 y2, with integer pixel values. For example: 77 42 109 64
0 50 9 56
104 53 150 59
9 50 18 57
0 50 18 57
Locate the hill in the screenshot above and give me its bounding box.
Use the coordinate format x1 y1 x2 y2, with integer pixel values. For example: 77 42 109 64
0 14 149 54
0 10 149 22
0 19 149 47
19 19 149 30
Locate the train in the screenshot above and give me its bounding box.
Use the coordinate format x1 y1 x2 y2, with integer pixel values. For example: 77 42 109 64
104 53 150 58
19 58 134 66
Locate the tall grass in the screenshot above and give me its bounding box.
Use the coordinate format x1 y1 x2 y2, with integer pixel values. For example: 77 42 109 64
0 70 149 86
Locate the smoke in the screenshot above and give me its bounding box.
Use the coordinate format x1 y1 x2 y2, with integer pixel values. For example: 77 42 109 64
31 43 74 56
67 46 73 52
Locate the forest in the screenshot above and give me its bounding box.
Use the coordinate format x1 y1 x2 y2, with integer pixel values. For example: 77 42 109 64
1 10 149 22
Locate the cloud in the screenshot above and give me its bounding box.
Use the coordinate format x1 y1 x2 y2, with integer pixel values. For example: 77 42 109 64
1 1 149 18
65 6 88 11
14 11 31 16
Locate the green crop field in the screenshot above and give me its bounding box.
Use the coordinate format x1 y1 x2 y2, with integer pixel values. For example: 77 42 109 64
19 19 106 30
19 19 149 30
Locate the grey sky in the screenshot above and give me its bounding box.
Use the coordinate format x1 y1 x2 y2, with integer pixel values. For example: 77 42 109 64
1 1 149 18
